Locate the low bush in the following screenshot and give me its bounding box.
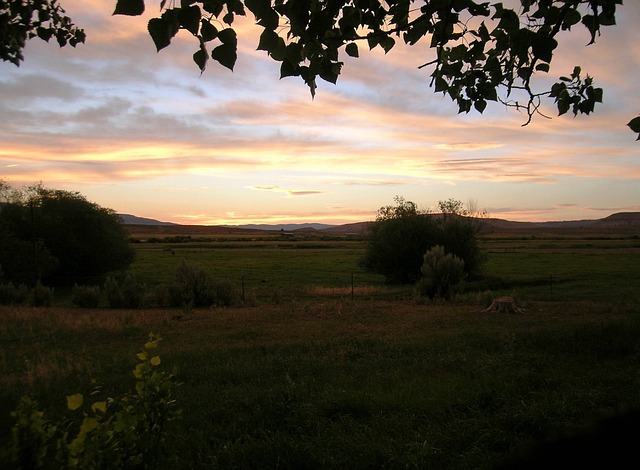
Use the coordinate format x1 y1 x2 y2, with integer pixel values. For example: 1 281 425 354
105 275 146 309
0 283 33 306
161 262 237 308
72 284 102 308
29 282 53 307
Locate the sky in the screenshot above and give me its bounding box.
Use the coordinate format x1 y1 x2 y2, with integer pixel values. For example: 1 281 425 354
1 1 639 225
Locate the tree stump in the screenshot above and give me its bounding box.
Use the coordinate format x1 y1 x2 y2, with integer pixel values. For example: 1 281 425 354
482 296 525 313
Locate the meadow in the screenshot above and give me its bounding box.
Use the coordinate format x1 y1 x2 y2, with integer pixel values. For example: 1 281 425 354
1 229 640 468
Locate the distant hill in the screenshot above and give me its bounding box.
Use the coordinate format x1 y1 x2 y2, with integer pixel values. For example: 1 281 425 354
231 223 337 231
592 212 640 227
479 217 597 230
120 212 640 237
478 212 640 232
319 222 371 235
118 214 176 225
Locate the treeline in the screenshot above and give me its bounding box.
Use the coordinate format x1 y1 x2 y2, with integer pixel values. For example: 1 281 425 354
1 263 239 309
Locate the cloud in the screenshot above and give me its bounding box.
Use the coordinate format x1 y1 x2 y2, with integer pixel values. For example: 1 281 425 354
250 185 326 197
435 143 505 152
332 178 408 186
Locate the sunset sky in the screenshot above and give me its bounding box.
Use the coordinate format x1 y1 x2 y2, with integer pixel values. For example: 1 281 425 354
1 0 639 225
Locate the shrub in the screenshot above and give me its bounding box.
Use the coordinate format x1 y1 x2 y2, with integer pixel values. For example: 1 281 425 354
72 284 102 308
29 282 53 307
163 262 237 308
9 333 180 469
415 245 466 300
105 275 145 309
0 283 18 305
0 283 29 305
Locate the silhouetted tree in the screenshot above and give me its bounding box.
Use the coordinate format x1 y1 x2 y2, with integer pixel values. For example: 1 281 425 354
0 183 134 286
361 196 485 283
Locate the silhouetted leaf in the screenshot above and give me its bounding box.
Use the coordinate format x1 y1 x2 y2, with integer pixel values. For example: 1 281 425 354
257 29 279 52
562 9 582 29
380 35 395 53
201 20 218 42
36 27 52 42
280 59 298 78
557 96 570 116
474 99 487 113
202 0 223 16
113 0 145 16
179 5 201 36
571 66 582 79
211 43 237 70
193 47 208 72
434 76 448 93
148 17 176 51
345 42 359 58
628 117 640 141
217 28 237 45
532 35 557 63
258 8 280 30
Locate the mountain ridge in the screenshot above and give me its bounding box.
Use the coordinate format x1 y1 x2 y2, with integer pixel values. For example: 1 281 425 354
120 212 640 236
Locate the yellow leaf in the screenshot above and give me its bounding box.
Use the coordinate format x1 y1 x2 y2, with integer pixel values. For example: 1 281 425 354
79 417 99 434
133 362 145 379
137 352 148 361
67 393 84 411
91 401 107 414
150 356 161 366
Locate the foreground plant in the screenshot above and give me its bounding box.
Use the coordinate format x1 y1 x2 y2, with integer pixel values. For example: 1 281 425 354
10 333 180 470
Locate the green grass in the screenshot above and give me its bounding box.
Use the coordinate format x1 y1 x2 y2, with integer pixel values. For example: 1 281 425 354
480 238 640 302
127 235 640 304
129 241 392 301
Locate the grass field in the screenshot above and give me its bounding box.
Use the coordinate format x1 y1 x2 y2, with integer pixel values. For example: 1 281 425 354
1 230 640 468
126 232 640 304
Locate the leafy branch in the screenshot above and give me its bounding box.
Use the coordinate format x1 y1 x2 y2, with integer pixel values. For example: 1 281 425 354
110 0 627 129
1 0 85 65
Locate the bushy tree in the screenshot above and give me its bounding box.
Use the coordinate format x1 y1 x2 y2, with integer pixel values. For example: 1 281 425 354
361 196 439 284
0 183 135 286
436 198 486 277
361 196 485 284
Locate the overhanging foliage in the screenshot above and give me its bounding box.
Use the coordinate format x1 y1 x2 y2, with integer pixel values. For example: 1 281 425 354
112 0 625 128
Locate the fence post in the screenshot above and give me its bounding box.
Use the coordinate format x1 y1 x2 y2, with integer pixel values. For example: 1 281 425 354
351 273 354 301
